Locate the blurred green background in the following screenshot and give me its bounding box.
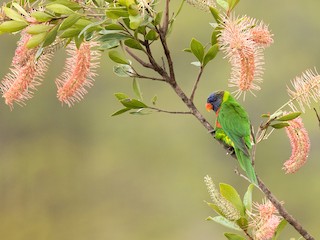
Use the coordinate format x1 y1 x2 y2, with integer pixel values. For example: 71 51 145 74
0 1 319 239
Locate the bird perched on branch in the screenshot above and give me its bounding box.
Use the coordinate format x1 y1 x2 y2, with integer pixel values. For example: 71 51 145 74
206 90 257 184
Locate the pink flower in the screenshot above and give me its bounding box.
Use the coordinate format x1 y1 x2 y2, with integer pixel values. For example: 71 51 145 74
56 41 100 107
218 15 273 99
283 116 310 174
250 200 281 240
1 30 52 109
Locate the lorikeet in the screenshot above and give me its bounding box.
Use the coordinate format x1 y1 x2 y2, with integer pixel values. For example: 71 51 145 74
206 90 258 184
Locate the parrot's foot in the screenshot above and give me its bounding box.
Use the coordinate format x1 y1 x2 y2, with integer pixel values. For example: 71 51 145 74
208 129 216 135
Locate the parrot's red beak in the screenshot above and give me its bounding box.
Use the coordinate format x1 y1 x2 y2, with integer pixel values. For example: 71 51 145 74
206 103 213 112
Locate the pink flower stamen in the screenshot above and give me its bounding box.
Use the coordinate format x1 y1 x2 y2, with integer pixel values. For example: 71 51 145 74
56 41 100 107
283 116 310 174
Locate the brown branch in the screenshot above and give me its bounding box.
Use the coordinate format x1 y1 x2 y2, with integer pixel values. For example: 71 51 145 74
257 177 315 240
125 47 153 69
190 66 204 102
313 107 320 127
148 107 191 114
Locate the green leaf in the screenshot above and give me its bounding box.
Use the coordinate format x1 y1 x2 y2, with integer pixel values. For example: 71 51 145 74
219 183 245 216
99 40 120 50
271 122 290 129
183 48 192 53
99 33 129 42
209 6 222 23
3 7 27 22
124 38 143 50
227 0 240 11
203 44 219 66
27 24 52 34
109 50 130 65
46 3 75 15
211 29 219 45
49 0 81 10
115 93 129 101
217 0 229 10
106 8 129 19
12 2 30 17
60 28 81 38
26 32 47 48
224 233 246 240
113 64 134 77
79 18 105 37
261 113 270 118
42 25 58 47
272 219 287 240
153 11 163 25
30 11 53 22
205 201 223 216
145 29 158 41
133 78 143 100
277 112 301 121
111 108 131 116
190 38 204 63
59 14 81 30
120 99 148 109
243 184 254 212
0 20 28 32
207 216 241 231
129 14 143 29
105 24 124 30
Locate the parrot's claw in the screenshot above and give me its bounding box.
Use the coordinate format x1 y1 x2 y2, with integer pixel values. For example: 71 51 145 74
208 129 216 134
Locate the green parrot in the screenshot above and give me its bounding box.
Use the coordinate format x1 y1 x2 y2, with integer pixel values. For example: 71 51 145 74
206 90 257 184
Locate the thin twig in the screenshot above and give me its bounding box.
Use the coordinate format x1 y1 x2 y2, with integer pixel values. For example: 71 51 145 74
125 47 153 69
313 107 320 127
190 66 204 102
149 107 191 114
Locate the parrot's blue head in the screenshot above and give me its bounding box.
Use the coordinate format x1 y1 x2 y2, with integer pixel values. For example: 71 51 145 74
206 91 224 112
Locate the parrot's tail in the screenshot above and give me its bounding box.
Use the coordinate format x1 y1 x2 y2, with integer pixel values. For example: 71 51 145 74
235 149 258 185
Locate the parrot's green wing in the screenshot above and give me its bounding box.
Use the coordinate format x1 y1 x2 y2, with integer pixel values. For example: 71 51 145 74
217 100 251 154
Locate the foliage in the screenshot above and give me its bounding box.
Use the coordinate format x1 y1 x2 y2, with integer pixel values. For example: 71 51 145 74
0 0 318 239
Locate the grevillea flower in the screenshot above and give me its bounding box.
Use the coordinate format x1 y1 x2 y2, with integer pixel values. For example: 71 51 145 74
287 69 320 112
218 15 273 99
204 175 241 221
1 30 53 109
283 116 310 174
186 0 215 11
249 200 281 240
56 41 100 107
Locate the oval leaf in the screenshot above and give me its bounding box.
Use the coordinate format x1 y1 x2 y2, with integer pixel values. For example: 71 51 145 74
203 44 219 66
133 78 143 100
3 7 27 22
209 6 222 23
124 38 143 50
271 122 290 129
120 99 148 109
145 29 158 40
243 184 254 212
27 24 52 34
59 14 81 30
46 3 75 15
42 25 58 47
109 50 130 65
111 108 130 116
114 93 129 101
0 20 28 33
207 216 241 231
26 32 47 48
278 112 301 121
224 233 246 240
220 183 245 216
190 38 204 63
31 11 53 22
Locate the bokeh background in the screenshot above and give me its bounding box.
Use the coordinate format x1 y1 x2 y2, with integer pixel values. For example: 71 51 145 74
0 1 319 239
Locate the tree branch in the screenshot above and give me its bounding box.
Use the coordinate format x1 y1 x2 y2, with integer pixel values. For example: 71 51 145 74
190 66 204 102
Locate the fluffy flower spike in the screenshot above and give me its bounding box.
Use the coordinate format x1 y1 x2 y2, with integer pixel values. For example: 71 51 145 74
56 41 100 107
1 30 53 109
287 68 320 112
204 175 241 221
249 199 281 240
283 116 310 174
218 15 273 99
186 0 216 11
